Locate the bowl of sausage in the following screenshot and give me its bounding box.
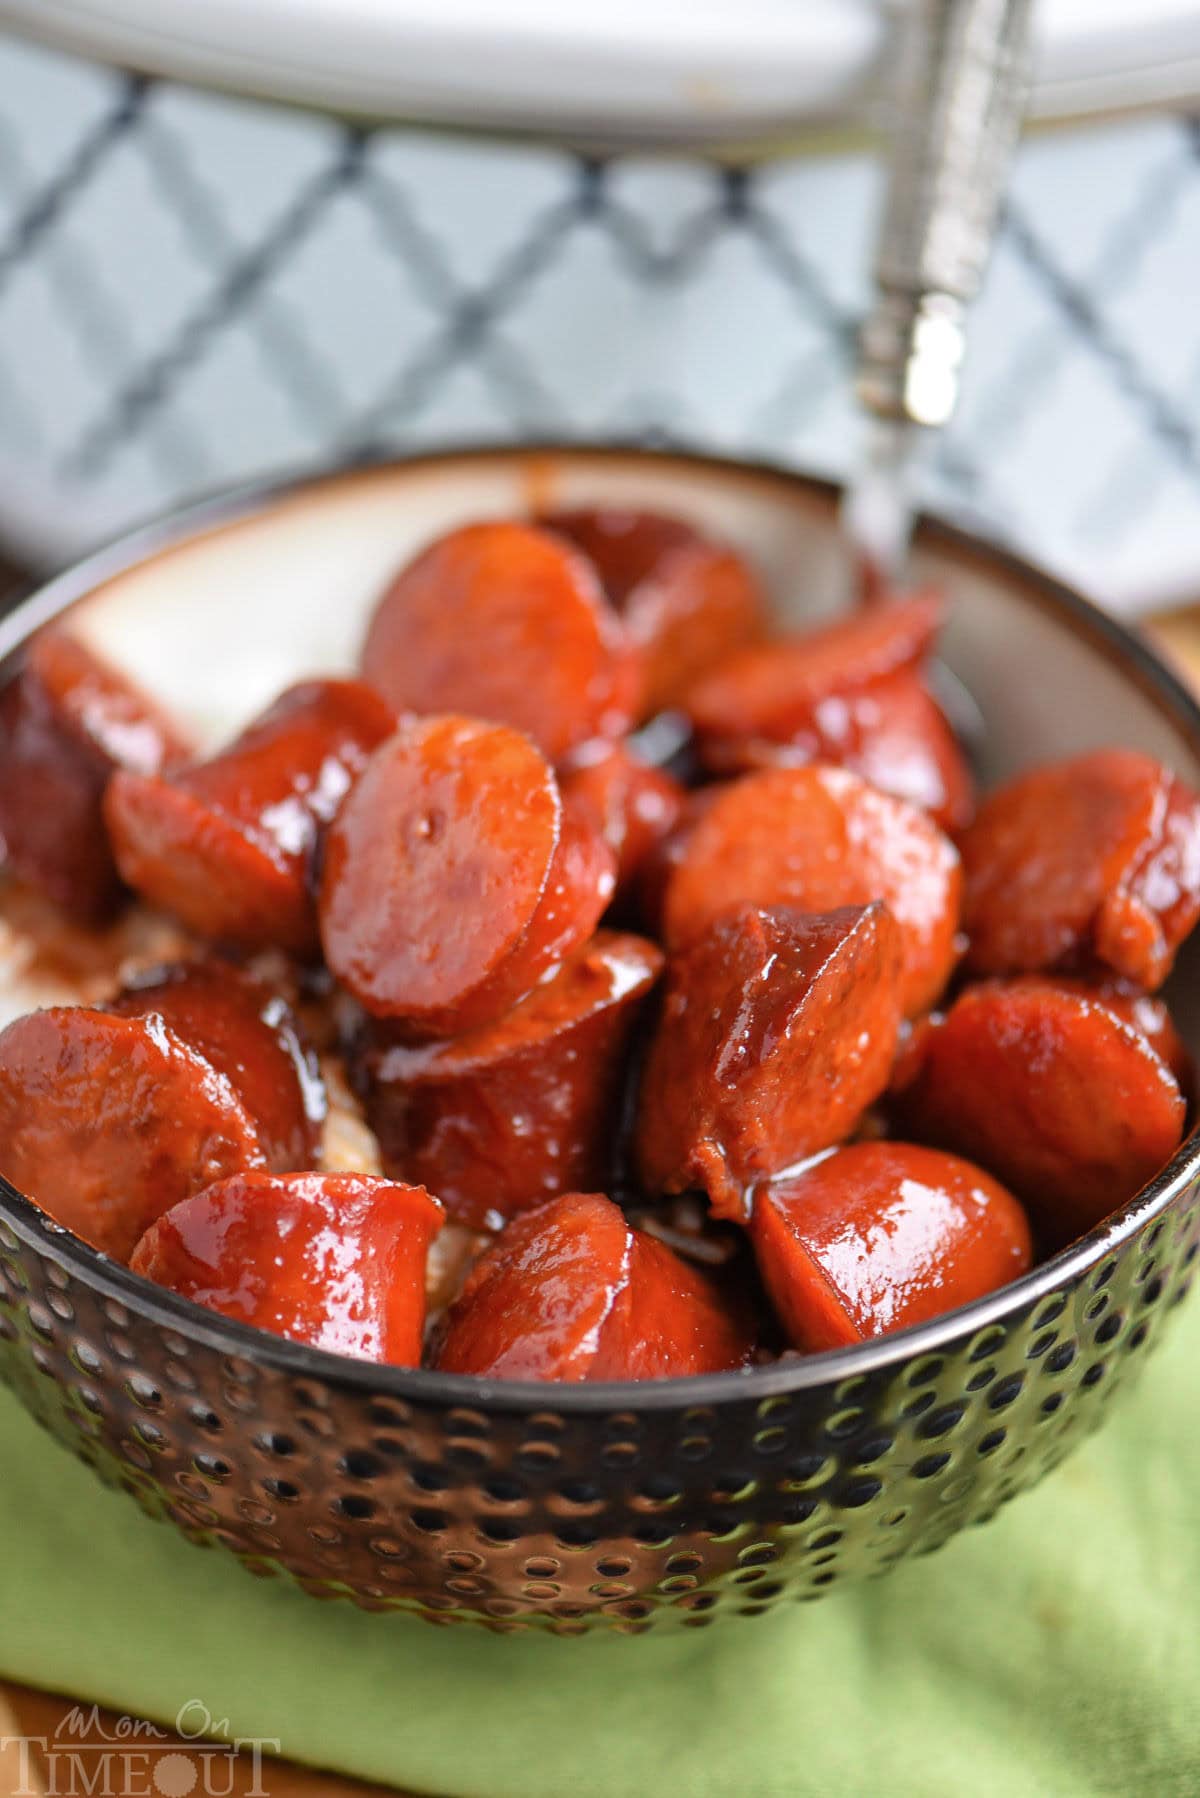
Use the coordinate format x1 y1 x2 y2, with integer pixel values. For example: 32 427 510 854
0 445 1197 1634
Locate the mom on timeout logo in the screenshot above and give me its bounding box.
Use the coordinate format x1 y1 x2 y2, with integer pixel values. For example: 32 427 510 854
1 1699 281 1797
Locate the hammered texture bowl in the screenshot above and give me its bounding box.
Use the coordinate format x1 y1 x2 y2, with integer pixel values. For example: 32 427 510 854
0 446 1198 1635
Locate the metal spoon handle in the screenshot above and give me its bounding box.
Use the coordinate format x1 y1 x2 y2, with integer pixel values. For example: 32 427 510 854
857 0 1035 430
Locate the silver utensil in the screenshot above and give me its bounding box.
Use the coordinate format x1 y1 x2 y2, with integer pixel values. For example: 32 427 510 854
842 0 1036 581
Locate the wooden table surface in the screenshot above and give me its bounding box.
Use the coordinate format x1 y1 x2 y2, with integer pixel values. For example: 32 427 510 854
0 1683 404 1797
2 596 1199 1798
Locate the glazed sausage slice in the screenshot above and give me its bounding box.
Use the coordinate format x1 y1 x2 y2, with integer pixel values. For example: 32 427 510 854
17 629 190 772
895 977 1187 1247
752 1142 1032 1351
538 509 696 603
635 788 719 939
887 1012 939 1098
1095 773 1200 988
959 747 1200 989
105 679 394 955
437 1190 630 1380
881 977 1192 1104
616 541 769 720
320 716 615 1036
661 764 962 1016
108 959 325 1170
844 674 973 831
361 931 663 1228
684 590 944 745
361 522 638 760
435 1191 751 1381
0 1006 268 1258
1025 975 1194 1099
0 629 191 921
691 669 973 833
541 508 767 717
636 902 903 1221
559 743 686 912
600 1230 755 1380
131 1172 443 1366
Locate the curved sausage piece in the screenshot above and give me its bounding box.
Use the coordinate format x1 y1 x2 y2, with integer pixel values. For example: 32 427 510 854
104 679 394 955
692 669 974 833
0 1006 268 1258
361 522 638 760
131 1172 443 1366
437 1190 629 1380
684 591 944 745
1094 774 1200 989
844 675 973 831
559 743 686 912
108 959 325 1170
636 902 904 1222
894 977 1187 1247
661 764 962 1016
887 1011 940 1097
891 980 1194 1103
1025 974 1194 1099
751 1142 1032 1351
538 509 696 603
361 930 663 1228
598 1230 755 1380
959 747 1200 989
435 1191 752 1381
19 629 191 772
320 716 615 1036
0 629 191 921
636 787 719 939
541 508 768 718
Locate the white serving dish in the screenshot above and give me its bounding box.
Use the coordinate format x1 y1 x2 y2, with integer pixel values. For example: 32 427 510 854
2 0 1200 143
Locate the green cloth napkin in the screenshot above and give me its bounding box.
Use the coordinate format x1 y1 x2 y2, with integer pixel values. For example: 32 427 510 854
3 1294 1200 1798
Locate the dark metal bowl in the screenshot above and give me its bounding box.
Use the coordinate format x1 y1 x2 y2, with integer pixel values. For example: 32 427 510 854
1 447 1198 1635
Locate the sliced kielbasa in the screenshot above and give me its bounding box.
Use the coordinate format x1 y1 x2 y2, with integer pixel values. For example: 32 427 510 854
0 1006 268 1258
890 980 1193 1104
541 509 768 718
602 1229 755 1380
661 764 962 1016
846 674 973 831
1095 773 1200 988
684 590 944 745
636 902 904 1222
636 788 719 938
435 1191 752 1381
559 743 686 912
104 679 394 955
1024 975 1195 1100
108 959 325 1170
752 1142 1032 1351
959 747 1200 989
0 628 191 921
437 1190 629 1381
319 715 615 1036
895 977 1188 1247
361 521 638 760
360 930 663 1228
538 509 697 603
131 1172 443 1366
887 1011 940 1097
691 668 973 833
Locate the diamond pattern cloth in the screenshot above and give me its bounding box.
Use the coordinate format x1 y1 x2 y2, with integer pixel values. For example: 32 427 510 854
0 35 1199 611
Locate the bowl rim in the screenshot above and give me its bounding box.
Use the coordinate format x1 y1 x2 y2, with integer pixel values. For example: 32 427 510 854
2 440 1198 1413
